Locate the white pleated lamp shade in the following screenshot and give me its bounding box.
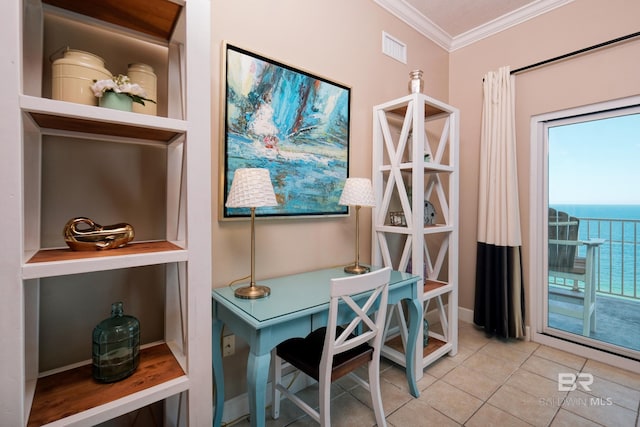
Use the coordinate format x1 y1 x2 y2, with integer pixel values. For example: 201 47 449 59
339 177 376 207
225 168 278 208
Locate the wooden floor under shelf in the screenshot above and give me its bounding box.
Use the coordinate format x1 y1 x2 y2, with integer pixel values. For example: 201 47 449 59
385 334 447 358
27 343 184 426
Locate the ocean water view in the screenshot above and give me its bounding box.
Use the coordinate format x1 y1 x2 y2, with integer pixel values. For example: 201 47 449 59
550 204 640 298
552 204 640 221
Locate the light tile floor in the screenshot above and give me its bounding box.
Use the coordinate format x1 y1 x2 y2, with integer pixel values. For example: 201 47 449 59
231 321 640 427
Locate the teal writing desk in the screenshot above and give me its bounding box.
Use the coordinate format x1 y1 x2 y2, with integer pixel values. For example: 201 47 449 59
211 266 422 427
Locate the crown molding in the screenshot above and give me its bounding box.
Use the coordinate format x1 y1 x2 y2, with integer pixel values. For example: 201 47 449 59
373 0 452 51
374 0 573 52
450 0 574 51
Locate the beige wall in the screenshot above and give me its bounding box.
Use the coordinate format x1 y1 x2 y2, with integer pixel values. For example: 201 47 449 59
450 0 640 314
211 0 448 289
211 0 448 398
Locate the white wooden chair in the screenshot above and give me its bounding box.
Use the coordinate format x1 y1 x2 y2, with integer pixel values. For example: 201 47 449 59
271 267 391 426
548 208 604 336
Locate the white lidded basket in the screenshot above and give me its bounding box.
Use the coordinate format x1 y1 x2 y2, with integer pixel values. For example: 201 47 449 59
52 48 111 106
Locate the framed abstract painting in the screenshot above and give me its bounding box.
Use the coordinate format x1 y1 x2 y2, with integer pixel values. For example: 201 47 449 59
221 43 351 219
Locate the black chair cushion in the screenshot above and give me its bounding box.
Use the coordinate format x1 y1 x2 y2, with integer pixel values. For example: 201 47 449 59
276 327 373 382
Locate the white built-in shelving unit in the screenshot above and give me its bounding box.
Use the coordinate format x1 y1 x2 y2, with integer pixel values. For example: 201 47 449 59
1 0 211 425
372 93 459 375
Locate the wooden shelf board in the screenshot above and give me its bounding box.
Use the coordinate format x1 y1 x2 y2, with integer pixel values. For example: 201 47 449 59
27 241 183 264
43 0 182 41
423 224 454 234
385 335 447 358
29 112 182 143
379 163 453 173
424 279 448 294
389 103 446 118
376 224 452 233
424 164 454 173
27 343 185 427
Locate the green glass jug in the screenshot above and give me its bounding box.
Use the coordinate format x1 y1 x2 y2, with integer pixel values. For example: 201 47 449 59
92 301 140 382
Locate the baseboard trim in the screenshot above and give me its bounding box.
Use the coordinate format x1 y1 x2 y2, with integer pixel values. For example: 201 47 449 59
458 306 474 324
216 370 312 424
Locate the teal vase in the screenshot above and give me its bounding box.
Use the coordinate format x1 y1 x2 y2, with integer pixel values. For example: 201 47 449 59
99 91 133 112
92 302 140 382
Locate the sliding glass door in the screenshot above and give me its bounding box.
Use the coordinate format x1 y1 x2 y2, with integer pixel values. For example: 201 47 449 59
542 105 640 360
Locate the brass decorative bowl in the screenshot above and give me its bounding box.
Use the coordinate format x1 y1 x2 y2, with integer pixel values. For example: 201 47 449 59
63 217 134 251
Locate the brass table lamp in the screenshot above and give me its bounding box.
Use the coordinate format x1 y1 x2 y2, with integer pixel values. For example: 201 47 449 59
339 177 376 274
225 168 278 299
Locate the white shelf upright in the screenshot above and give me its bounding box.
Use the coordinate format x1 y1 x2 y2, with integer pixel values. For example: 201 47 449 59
2 0 212 425
372 93 459 377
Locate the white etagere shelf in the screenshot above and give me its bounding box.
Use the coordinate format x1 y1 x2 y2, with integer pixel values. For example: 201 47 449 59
3 0 212 425
25 346 190 427
22 241 188 279
20 95 189 143
372 92 459 378
25 348 190 427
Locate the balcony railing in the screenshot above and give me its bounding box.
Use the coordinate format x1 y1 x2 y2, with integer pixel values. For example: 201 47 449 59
582 216 639 299
550 216 640 300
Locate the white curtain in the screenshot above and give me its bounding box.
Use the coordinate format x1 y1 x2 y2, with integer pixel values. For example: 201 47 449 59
477 66 522 246
474 66 525 338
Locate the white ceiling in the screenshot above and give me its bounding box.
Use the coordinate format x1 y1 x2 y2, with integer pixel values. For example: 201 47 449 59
375 0 573 51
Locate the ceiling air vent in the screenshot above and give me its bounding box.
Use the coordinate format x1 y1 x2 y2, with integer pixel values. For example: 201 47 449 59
382 31 407 64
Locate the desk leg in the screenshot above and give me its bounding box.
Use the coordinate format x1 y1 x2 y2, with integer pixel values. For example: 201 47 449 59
212 318 225 427
405 297 422 398
247 350 271 427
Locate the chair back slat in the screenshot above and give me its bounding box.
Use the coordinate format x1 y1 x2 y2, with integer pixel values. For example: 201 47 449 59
321 268 391 372
548 208 579 269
